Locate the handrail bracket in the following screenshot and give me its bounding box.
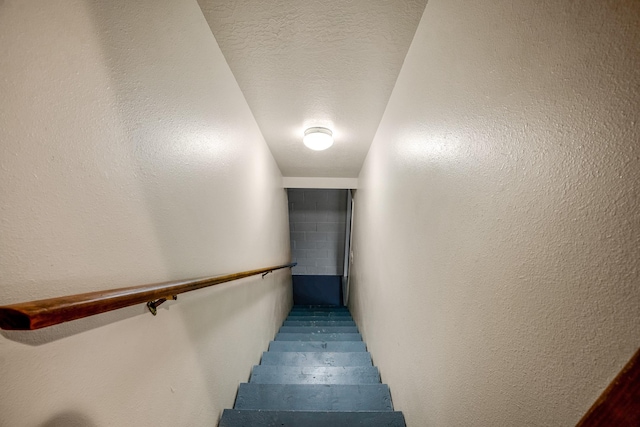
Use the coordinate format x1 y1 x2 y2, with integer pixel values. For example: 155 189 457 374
147 295 177 316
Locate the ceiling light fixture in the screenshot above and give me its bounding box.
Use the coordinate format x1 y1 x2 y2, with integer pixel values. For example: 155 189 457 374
303 127 334 151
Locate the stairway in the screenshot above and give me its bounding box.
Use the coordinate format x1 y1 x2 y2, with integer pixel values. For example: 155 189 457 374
219 305 406 426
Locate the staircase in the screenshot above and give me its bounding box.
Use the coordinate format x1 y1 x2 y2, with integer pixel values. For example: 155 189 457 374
219 305 406 426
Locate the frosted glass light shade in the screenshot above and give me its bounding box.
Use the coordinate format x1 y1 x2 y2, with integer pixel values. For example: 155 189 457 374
303 127 333 151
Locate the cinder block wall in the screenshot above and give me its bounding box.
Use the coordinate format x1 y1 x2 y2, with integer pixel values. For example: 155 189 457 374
288 189 347 275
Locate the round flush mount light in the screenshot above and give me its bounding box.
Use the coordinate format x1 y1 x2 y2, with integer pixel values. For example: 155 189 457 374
303 127 334 151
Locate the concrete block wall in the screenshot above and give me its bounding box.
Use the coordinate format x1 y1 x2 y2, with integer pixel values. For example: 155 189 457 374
288 189 348 275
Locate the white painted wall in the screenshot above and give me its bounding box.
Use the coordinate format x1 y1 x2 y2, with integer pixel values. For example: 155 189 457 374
350 1 640 426
0 0 291 426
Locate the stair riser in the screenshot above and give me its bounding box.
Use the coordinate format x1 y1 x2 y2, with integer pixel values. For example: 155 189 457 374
283 320 356 327
268 341 367 352
260 352 372 367
275 333 362 341
249 366 380 385
288 312 352 317
290 310 350 314
286 316 353 322
219 410 406 427
279 326 358 334
289 310 351 316
234 383 392 411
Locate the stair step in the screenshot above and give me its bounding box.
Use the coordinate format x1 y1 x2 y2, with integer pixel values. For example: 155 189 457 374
292 305 349 309
249 366 380 385
268 341 367 352
279 326 358 334
286 316 354 321
275 333 362 341
234 383 392 411
285 316 354 322
283 320 356 327
260 352 372 367
288 311 352 317
219 410 406 426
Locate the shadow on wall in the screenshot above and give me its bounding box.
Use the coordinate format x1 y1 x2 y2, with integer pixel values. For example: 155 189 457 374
0 266 290 346
83 0 194 278
84 0 267 279
40 411 97 427
0 304 149 346
177 271 292 414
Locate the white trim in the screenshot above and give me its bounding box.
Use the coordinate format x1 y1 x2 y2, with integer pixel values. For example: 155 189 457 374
282 177 358 189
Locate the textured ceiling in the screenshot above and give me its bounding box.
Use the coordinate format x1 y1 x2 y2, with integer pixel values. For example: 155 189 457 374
198 0 428 177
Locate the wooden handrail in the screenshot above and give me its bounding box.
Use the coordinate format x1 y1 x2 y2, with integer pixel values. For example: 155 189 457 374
0 263 296 331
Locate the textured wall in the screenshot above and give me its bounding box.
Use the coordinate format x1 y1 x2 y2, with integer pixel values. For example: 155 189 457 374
0 0 291 425
349 1 640 426
288 189 347 276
